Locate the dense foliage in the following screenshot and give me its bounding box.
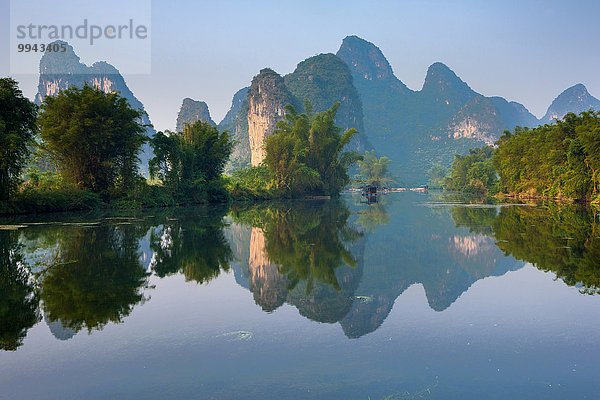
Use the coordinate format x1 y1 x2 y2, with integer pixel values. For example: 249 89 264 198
150 120 233 203
494 112 600 200
445 112 600 200
0 78 37 201
443 146 497 194
38 84 147 194
357 150 391 187
263 102 360 196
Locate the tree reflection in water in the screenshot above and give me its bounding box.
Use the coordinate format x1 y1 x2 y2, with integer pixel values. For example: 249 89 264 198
38 224 150 333
231 200 366 322
149 205 233 284
232 200 363 294
0 229 40 351
451 203 600 294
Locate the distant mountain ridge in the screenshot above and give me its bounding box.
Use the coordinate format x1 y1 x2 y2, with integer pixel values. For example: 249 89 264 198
336 36 542 183
35 39 599 182
541 83 600 124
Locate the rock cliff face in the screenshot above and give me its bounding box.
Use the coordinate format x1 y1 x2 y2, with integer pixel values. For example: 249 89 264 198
35 40 154 174
219 87 250 171
35 41 152 129
247 69 295 166
175 98 215 131
541 83 600 124
240 54 370 166
447 96 508 145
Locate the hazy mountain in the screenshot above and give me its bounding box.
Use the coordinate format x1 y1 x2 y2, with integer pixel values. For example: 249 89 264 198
220 53 370 169
541 83 600 124
336 35 539 184
175 98 215 132
35 40 155 175
219 87 250 171
283 53 369 152
490 97 540 129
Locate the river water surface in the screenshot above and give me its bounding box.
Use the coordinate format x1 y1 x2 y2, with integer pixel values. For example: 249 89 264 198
1 192 600 399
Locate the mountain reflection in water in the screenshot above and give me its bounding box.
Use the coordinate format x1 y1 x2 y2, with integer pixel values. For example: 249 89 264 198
2 194 600 349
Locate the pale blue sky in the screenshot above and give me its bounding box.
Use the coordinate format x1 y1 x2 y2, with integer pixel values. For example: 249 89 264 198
1 0 599 132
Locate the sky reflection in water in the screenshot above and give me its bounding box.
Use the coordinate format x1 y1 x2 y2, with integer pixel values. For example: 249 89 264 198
1 193 600 399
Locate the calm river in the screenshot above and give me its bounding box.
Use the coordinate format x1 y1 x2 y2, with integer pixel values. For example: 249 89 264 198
1 192 599 399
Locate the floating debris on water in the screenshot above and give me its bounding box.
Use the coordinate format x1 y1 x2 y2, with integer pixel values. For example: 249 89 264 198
355 295 374 303
216 330 254 341
0 225 27 230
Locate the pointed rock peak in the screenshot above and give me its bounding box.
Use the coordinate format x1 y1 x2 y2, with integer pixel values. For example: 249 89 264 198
291 53 347 74
423 62 461 87
250 68 287 94
550 83 595 104
39 40 87 74
176 98 215 131
219 87 249 127
422 62 475 97
256 68 282 79
182 97 205 106
90 61 120 75
543 83 600 123
564 83 588 94
337 35 398 83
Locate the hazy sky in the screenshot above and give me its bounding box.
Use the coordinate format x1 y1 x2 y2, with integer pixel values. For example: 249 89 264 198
1 0 599 132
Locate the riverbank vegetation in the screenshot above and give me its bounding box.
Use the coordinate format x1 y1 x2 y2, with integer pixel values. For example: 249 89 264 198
443 111 600 203
231 103 361 199
0 78 361 215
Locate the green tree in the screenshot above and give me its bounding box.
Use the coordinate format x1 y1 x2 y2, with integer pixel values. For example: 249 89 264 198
493 112 600 200
37 84 147 194
0 78 37 201
264 102 360 195
444 146 497 194
150 120 233 202
358 150 391 187
427 164 447 187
